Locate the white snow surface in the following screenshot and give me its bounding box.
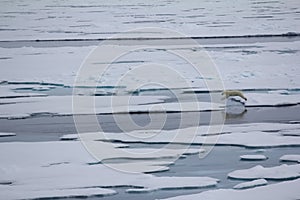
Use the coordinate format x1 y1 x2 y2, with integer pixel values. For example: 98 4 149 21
280 155 300 163
228 164 300 180
93 123 300 148
0 95 224 119
240 155 268 161
0 95 176 118
1 40 300 92
0 0 299 40
0 141 219 200
161 179 300 200
1 92 300 119
233 179 268 189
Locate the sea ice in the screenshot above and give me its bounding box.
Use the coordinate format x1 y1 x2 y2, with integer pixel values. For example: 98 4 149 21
0 141 219 200
0 95 172 118
161 179 300 200
0 0 299 40
233 179 268 189
240 155 268 161
126 176 218 193
228 164 300 180
0 132 16 137
280 155 300 163
97 123 300 148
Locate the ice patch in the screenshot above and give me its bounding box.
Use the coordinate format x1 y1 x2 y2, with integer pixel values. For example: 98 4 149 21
0 95 224 119
0 0 300 40
280 155 300 163
0 187 117 200
228 164 300 180
60 134 78 141
0 141 219 200
0 95 174 118
161 179 300 200
0 132 16 137
233 179 268 189
0 85 47 98
246 93 300 107
96 123 300 148
280 129 300 136
240 155 268 161
126 177 218 193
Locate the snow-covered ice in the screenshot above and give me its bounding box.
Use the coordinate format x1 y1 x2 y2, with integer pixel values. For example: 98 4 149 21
0 132 16 137
240 155 268 161
161 179 300 200
0 0 299 40
233 179 268 189
246 93 300 107
0 141 219 200
228 164 300 180
126 176 218 193
1 40 300 93
280 155 300 163
0 95 177 118
95 123 300 148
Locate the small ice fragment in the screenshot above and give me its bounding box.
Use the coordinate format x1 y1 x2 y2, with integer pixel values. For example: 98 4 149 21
280 155 300 163
240 155 268 161
0 132 16 137
233 179 267 189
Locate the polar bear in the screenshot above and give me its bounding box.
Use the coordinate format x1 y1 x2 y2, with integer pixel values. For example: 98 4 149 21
221 90 247 101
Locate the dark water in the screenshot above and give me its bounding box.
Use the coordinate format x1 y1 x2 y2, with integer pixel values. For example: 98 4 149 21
0 105 300 142
62 145 300 200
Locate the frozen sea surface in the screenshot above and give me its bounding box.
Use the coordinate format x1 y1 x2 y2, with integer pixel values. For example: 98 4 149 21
0 0 300 40
1 1 300 199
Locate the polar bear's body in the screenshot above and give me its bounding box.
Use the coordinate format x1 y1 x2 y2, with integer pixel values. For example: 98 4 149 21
221 90 247 101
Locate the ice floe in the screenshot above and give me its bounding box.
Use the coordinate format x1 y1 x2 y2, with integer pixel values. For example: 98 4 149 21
0 187 117 200
233 179 268 189
280 155 300 163
0 95 173 118
0 85 47 98
246 93 300 107
0 0 299 40
161 179 300 200
94 123 300 148
0 141 219 200
1 40 300 96
126 176 218 193
240 155 268 161
0 95 225 119
0 132 16 137
228 164 300 180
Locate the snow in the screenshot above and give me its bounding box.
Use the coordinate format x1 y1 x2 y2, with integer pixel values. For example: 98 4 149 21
0 0 299 40
233 179 268 189
96 123 300 148
211 41 300 90
0 85 47 98
0 187 117 200
0 46 94 87
228 164 300 180
246 93 300 107
1 40 300 95
240 155 268 161
2 91 299 119
280 155 300 163
0 132 16 137
0 141 219 200
280 130 300 136
126 177 218 193
0 95 175 118
161 179 300 200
